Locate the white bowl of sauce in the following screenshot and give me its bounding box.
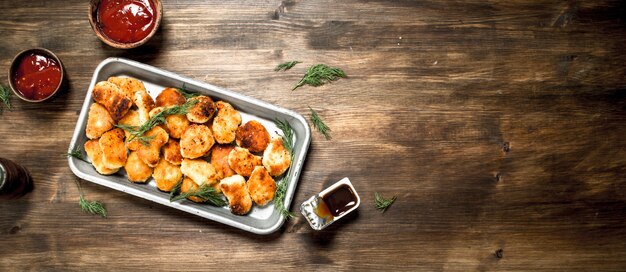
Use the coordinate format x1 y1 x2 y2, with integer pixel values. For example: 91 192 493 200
300 177 360 230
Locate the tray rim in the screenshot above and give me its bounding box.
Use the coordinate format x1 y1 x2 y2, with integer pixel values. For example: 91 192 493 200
68 57 311 234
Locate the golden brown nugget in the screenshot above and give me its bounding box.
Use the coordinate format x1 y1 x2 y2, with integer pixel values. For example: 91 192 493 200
137 126 169 167
117 110 142 151
92 81 132 121
235 120 270 153
86 103 114 140
186 95 216 124
210 144 236 180
262 136 292 177
247 166 276 206
124 151 152 183
180 124 214 159
180 177 205 203
107 76 147 101
165 114 189 139
99 128 127 169
155 87 186 108
162 138 183 165
152 158 182 192
220 175 252 215
211 101 241 144
134 90 155 124
180 158 219 192
227 147 262 177
84 139 119 175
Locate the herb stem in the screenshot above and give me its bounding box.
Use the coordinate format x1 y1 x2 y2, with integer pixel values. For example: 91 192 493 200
275 61 301 72
309 107 331 140
374 192 397 213
293 64 346 91
75 179 107 218
0 84 12 112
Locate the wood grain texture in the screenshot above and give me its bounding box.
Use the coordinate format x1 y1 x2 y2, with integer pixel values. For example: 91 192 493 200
1 0 626 270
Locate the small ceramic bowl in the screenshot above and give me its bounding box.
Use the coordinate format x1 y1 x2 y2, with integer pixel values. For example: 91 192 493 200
88 0 163 49
8 48 65 103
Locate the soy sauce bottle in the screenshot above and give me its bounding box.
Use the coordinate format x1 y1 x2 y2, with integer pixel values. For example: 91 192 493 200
0 157 33 199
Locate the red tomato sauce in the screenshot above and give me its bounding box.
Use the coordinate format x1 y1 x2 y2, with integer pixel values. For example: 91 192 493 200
96 0 156 43
13 53 62 101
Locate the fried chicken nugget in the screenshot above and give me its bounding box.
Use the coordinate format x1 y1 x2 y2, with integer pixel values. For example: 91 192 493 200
228 147 262 177
118 110 142 151
180 177 206 203
107 77 147 102
247 166 276 206
134 90 155 124
137 126 169 167
99 128 127 169
84 139 119 175
162 138 183 165
149 106 189 139
220 175 253 215
180 124 214 159
180 158 220 192
186 95 216 124
152 157 182 192
262 136 292 177
211 144 236 180
236 120 270 153
124 151 152 183
155 87 186 108
92 81 132 121
211 101 241 144
86 103 114 139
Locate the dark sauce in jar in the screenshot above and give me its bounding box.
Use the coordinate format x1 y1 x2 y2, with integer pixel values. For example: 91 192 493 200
96 0 156 43
13 53 62 101
0 158 33 200
321 184 357 217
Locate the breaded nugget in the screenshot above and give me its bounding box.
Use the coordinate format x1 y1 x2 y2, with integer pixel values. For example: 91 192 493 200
92 81 132 121
210 144 236 180
180 158 219 192
262 136 292 176
156 87 186 108
124 151 152 183
220 175 253 215
180 124 214 159
152 157 182 192
211 101 241 144
137 126 169 167
149 106 163 118
247 166 276 206
180 177 206 203
118 110 143 151
186 95 216 124
84 139 119 175
86 103 114 139
134 90 155 124
99 128 127 169
236 120 270 153
164 114 189 139
162 138 183 165
227 147 262 177
107 77 147 101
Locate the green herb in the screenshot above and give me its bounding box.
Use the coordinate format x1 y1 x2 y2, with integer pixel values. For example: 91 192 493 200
75 179 107 218
274 118 294 155
116 99 197 145
273 118 296 218
309 107 331 140
65 146 88 162
170 184 227 207
169 180 183 201
293 64 346 91
0 84 12 112
374 192 396 213
274 61 301 72
178 83 199 99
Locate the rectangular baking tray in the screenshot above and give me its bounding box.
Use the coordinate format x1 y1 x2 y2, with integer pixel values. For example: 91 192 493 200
68 57 310 235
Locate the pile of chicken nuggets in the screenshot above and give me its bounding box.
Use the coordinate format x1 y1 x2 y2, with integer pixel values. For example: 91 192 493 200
83 77 292 215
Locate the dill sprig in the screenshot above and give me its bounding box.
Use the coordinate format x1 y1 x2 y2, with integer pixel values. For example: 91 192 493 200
170 184 227 207
178 83 199 99
169 180 183 201
309 107 331 140
0 84 12 112
65 146 88 162
273 118 296 218
116 99 197 144
274 61 301 72
293 64 346 91
374 192 396 213
75 179 107 218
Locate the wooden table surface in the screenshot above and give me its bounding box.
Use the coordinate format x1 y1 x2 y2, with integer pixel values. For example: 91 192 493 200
1 0 626 270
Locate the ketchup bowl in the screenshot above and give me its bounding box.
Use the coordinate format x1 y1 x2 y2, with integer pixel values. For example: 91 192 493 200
8 48 65 103
88 0 163 49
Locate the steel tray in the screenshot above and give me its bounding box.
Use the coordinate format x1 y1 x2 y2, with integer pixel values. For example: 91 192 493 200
68 58 310 234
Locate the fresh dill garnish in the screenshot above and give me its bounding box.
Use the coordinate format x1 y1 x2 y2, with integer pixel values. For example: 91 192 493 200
308 107 331 140
0 84 12 112
178 83 199 99
274 61 301 72
75 179 107 218
374 192 397 213
273 118 296 218
65 146 88 162
170 184 227 207
116 99 197 145
169 180 183 201
292 64 346 91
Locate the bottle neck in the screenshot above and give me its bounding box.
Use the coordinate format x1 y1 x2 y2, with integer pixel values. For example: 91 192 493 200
0 163 6 190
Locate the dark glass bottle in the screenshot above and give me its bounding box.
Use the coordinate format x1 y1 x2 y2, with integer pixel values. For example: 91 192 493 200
0 157 33 199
